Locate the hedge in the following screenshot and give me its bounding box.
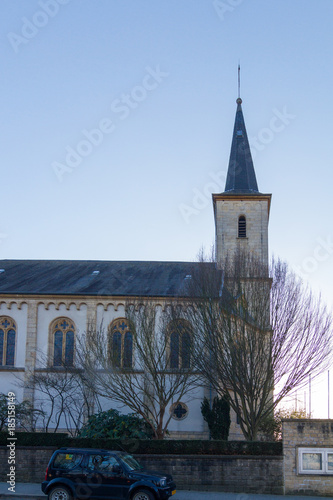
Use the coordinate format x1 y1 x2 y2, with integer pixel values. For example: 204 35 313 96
0 432 282 455
0 432 68 447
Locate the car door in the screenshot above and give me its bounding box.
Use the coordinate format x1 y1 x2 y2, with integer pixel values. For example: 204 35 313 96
85 453 127 499
51 451 87 496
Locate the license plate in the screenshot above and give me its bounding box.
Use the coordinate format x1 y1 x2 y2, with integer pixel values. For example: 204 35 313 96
172 490 176 496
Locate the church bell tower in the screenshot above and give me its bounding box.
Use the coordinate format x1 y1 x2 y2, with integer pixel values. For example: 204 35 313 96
213 96 272 271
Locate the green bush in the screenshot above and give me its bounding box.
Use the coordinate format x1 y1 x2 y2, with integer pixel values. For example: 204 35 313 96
259 407 309 441
201 396 231 440
78 409 154 440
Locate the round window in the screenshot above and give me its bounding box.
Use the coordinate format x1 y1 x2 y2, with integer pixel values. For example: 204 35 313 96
169 402 189 420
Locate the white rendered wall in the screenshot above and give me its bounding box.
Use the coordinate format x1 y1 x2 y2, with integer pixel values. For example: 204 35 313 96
36 302 87 366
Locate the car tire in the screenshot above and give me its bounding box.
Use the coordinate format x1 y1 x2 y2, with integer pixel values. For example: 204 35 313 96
132 489 155 500
48 485 73 500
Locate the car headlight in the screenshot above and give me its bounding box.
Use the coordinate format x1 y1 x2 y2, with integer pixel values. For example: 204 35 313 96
154 477 167 487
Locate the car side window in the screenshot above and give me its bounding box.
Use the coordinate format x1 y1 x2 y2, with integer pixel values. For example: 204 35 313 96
53 453 82 470
87 454 118 472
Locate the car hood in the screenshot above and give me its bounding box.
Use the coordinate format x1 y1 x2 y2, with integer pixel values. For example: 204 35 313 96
128 469 173 482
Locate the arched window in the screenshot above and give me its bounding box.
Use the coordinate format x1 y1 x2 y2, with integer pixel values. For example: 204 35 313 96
50 318 75 367
109 319 133 369
0 317 16 366
238 215 246 238
168 320 192 369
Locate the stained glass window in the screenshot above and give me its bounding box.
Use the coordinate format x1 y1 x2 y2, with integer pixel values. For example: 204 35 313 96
181 331 191 369
6 329 16 366
0 317 16 366
51 318 75 367
65 331 74 366
109 319 133 369
170 401 189 420
169 320 192 370
112 331 122 367
170 331 179 369
54 331 63 367
0 329 4 366
123 331 133 368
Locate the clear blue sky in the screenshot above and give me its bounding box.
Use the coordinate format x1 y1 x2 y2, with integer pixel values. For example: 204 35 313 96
1 0 333 414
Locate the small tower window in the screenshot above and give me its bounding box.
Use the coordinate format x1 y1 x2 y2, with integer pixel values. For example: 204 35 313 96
238 216 246 238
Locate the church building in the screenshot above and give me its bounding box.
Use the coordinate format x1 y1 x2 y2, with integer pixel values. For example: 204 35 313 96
0 95 271 440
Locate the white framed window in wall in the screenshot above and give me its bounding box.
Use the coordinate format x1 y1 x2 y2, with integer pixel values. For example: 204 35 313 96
298 448 333 475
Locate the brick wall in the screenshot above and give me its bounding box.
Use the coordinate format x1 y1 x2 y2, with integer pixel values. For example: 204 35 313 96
283 419 333 496
0 446 283 494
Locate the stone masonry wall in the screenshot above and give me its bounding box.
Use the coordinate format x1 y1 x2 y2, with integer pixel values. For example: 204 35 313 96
283 419 333 497
0 446 283 494
139 454 282 493
214 196 270 267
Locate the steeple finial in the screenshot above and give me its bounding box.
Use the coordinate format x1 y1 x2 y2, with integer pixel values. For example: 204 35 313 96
237 63 242 104
224 82 259 194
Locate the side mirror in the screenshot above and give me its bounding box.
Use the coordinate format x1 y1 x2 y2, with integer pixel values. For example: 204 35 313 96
112 464 122 474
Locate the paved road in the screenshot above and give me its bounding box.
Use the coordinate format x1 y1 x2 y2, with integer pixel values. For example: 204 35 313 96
0 483 331 500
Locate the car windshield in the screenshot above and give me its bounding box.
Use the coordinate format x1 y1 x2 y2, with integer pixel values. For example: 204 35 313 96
119 454 143 471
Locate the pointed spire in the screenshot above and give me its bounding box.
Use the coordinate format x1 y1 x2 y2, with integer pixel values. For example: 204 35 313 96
224 96 259 194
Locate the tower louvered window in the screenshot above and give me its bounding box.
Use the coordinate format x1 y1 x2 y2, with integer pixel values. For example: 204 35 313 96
238 215 246 238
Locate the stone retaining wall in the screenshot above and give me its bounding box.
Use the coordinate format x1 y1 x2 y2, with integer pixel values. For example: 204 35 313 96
0 446 283 494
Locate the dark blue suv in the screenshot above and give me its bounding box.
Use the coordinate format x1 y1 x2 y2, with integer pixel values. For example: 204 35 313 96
42 448 176 500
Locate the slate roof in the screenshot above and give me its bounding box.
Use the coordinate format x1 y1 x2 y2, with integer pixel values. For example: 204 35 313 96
0 260 214 297
224 98 259 194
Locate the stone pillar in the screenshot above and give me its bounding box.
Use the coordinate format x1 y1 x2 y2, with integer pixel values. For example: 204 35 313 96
83 300 97 420
23 300 38 405
86 300 97 333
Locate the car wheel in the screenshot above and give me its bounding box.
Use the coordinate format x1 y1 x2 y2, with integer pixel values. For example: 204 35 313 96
48 485 73 500
132 489 155 500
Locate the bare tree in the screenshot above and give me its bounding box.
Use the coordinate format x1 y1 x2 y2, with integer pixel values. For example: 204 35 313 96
23 358 99 435
0 393 44 432
76 301 199 439
185 250 333 440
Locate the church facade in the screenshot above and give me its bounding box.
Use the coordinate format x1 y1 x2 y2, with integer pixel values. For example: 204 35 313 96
0 97 271 440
